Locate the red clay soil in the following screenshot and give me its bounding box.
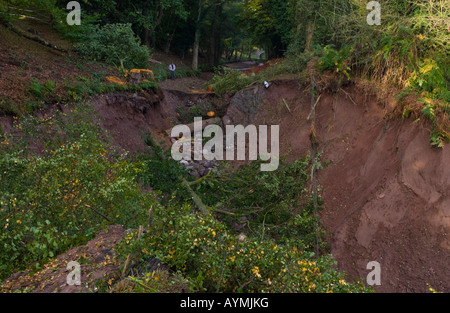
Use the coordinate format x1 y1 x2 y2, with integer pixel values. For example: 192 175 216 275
91 86 218 153
92 88 171 153
2 75 447 293
250 79 449 293
1 18 447 292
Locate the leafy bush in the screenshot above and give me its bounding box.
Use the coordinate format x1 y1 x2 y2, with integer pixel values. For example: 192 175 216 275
175 102 216 124
208 69 255 96
408 56 450 103
0 104 156 280
75 23 150 70
137 144 325 250
194 159 316 242
137 145 189 199
27 78 56 102
0 98 21 115
318 44 352 81
118 201 371 293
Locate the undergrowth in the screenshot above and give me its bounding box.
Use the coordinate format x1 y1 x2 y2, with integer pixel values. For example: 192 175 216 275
0 103 155 280
117 199 369 293
111 143 370 293
207 56 304 97
2 74 158 116
0 107 372 293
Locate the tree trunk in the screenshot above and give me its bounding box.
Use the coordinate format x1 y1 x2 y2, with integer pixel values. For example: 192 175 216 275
208 0 222 67
192 0 203 71
143 27 150 47
192 28 201 71
147 5 164 47
208 26 216 66
304 20 315 53
225 48 230 61
164 29 175 53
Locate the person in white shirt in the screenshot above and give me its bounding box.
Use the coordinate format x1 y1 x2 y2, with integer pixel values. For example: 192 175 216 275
169 63 176 80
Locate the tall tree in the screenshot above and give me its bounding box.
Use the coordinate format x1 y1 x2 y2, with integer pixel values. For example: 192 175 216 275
240 0 292 58
207 0 223 66
192 0 203 70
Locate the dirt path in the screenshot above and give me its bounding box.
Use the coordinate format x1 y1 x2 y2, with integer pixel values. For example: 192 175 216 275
158 72 214 93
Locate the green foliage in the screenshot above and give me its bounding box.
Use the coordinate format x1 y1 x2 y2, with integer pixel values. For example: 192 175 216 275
408 56 450 103
64 75 158 102
318 45 352 81
65 76 111 101
112 271 193 293
135 139 324 247
151 64 201 82
51 7 99 44
257 56 305 80
0 104 156 280
75 23 150 70
137 145 189 198
208 69 254 96
175 101 216 124
240 0 293 58
419 98 449 148
429 129 447 149
208 56 308 97
0 98 21 115
27 78 55 102
118 201 371 293
195 159 315 243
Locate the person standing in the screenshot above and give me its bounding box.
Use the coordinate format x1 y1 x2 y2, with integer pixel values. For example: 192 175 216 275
169 63 176 80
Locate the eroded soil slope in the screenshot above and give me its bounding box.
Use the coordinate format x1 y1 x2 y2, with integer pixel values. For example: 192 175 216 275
226 79 449 292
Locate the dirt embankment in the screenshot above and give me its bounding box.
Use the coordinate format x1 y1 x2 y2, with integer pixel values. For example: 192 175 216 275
2 63 447 292
88 78 450 293
223 79 449 292
92 86 218 153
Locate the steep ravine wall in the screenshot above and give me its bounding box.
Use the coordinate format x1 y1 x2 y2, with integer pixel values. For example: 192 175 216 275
223 80 449 292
